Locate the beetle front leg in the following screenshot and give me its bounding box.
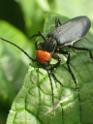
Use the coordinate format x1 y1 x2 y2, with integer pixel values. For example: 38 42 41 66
50 53 61 69
45 54 63 87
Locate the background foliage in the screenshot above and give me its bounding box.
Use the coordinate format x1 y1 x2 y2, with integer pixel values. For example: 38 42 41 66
0 0 93 124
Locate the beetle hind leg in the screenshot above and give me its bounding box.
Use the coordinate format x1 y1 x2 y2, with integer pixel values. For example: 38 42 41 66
68 46 93 61
66 52 79 88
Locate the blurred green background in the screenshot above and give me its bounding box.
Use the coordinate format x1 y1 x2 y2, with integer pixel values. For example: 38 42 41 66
0 0 93 124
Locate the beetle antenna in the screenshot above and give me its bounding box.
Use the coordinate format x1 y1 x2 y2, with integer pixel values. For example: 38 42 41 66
29 31 47 42
38 31 47 41
0 37 35 62
29 33 40 39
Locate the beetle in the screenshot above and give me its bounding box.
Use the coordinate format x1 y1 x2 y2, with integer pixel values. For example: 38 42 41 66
0 16 92 106
30 16 92 86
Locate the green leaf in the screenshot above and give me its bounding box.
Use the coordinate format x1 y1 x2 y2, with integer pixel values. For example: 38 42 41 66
6 65 80 124
6 14 93 124
0 21 34 104
48 0 93 20
0 20 35 124
16 0 46 35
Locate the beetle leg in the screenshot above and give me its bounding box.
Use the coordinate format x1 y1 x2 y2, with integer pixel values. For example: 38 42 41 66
61 50 78 87
50 53 61 69
47 70 64 111
51 71 63 87
68 46 93 61
66 52 78 87
55 18 62 27
46 54 64 86
48 49 78 87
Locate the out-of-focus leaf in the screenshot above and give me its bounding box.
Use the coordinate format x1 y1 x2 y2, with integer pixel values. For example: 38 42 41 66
0 21 34 104
7 14 93 124
48 0 93 20
16 0 47 35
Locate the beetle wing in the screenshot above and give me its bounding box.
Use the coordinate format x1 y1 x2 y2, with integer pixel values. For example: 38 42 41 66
52 16 91 46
